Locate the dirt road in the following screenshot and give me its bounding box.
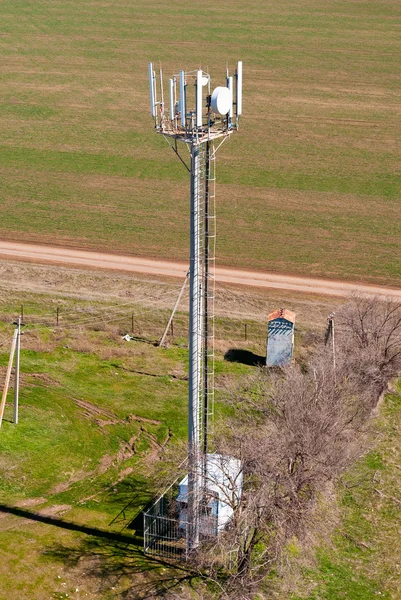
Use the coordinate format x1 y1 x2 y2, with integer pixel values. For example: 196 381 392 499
0 240 400 299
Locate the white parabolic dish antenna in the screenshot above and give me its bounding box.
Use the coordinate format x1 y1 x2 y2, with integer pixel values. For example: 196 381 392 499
211 86 232 116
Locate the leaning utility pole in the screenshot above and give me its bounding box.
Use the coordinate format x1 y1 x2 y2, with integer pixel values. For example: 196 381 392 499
159 270 190 347
0 328 18 428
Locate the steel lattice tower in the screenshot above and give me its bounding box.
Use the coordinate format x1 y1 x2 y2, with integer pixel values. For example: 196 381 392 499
148 63 242 552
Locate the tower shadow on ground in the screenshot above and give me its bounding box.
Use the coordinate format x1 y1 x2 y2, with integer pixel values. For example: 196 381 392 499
224 348 265 367
0 502 196 599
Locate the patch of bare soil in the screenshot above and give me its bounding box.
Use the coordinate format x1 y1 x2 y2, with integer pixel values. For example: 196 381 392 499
74 398 118 425
78 433 141 504
39 504 71 517
15 497 47 508
138 425 173 471
168 365 187 379
95 433 143 477
73 398 164 435
0 369 59 392
50 468 95 495
115 432 142 466
117 466 134 480
95 418 122 427
127 414 161 426
27 372 60 386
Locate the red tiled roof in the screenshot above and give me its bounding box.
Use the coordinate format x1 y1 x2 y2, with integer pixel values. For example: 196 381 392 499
267 308 296 323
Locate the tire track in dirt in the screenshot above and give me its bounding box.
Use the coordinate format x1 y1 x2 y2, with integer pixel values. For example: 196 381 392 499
49 397 171 499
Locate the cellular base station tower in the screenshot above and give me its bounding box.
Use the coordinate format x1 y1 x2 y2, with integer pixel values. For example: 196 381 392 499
147 61 243 554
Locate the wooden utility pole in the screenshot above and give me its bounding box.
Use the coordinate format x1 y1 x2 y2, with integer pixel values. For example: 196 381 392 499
14 316 21 424
331 315 336 382
56 307 60 326
326 313 336 384
131 313 134 335
0 329 17 427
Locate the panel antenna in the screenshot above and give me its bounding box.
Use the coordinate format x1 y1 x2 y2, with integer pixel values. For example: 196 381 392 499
236 60 242 116
179 70 186 127
169 78 174 121
148 62 155 117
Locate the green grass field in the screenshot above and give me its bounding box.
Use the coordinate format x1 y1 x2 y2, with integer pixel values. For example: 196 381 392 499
0 289 263 599
0 0 400 284
0 285 400 598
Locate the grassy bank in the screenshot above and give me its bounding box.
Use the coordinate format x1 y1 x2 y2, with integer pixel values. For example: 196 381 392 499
288 386 401 600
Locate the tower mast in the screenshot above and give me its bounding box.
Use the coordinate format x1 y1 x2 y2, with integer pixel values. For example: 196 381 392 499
148 63 242 553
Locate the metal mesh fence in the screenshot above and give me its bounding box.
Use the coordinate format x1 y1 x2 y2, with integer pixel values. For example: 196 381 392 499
143 477 184 559
143 477 218 560
143 512 186 559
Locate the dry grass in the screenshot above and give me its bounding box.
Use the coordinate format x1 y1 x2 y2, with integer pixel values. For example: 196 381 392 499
0 260 342 331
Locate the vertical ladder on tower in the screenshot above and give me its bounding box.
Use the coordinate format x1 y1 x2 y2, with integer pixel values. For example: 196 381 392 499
199 140 216 457
198 141 206 455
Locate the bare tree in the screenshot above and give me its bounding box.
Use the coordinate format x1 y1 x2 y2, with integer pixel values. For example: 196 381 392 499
337 295 401 400
159 296 401 600
197 354 367 598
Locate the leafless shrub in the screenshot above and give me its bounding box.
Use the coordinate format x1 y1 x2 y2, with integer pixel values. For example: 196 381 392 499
87 321 109 332
191 353 367 598
64 328 133 359
336 295 401 401
0 313 14 324
67 336 96 355
96 345 132 361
